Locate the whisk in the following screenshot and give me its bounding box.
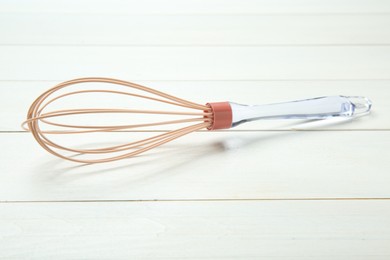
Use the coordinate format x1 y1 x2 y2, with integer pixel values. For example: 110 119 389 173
22 77 372 163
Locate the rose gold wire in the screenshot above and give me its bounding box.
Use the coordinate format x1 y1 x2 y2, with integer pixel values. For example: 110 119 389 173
22 77 213 163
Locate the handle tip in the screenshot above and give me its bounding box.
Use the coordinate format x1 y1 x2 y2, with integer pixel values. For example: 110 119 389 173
345 96 372 116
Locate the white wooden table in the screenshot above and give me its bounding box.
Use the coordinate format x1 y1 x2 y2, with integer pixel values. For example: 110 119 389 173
1 0 389 259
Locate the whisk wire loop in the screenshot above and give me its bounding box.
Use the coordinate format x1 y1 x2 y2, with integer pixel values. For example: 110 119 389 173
23 77 214 163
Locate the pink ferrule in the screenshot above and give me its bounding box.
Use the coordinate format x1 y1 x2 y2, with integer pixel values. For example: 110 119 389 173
206 102 233 130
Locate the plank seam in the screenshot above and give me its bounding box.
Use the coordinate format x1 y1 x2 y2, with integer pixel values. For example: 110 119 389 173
1 129 389 134
2 198 390 203
2 44 390 47
1 79 390 82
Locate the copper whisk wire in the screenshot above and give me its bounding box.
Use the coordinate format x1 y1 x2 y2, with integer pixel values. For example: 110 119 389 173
22 77 213 163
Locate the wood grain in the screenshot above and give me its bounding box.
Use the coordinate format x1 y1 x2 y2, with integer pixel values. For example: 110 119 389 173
1 0 389 14
1 14 389 46
1 46 390 81
1 131 389 201
1 200 389 259
1 0 389 258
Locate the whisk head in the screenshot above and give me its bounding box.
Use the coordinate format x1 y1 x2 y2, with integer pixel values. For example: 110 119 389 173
22 77 215 163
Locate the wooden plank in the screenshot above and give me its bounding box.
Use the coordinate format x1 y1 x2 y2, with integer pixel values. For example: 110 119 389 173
0 200 389 259
1 14 389 46
1 0 389 14
1 80 386 131
1 1 388 259
1 46 389 81
0 131 388 201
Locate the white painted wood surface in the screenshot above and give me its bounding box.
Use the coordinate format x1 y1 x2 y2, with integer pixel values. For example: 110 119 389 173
2 14 390 46
1 0 390 14
0 0 389 259
1 201 390 259
2 46 390 80
1 131 390 201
